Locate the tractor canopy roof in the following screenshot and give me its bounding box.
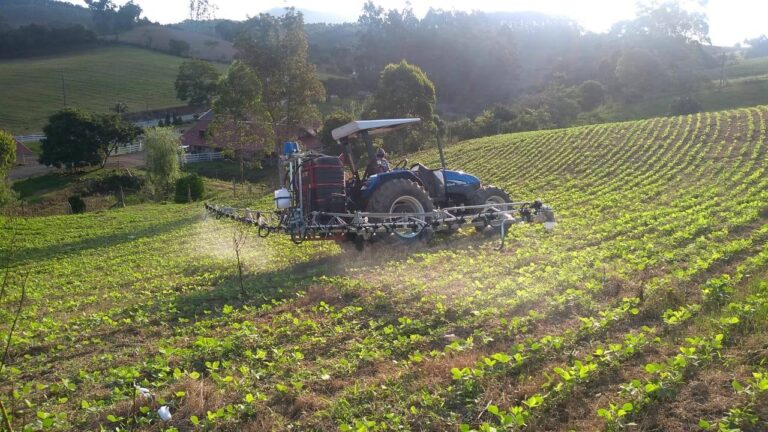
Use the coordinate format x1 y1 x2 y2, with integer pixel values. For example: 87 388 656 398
332 118 421 141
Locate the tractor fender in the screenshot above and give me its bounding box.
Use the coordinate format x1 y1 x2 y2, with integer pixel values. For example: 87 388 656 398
360 171 424 201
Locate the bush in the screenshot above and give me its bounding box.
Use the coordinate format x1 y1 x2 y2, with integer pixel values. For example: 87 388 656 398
81 173 144 196
578 80 605 111
168 39 190 57
68 195 86 213
174 174 205 203
670 96 703 116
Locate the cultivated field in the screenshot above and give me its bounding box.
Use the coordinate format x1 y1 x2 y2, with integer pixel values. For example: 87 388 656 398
1 106 768 431
0 46 227 134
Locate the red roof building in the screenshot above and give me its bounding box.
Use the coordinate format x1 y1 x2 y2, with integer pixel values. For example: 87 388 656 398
15 139 36 165
180 110 322 155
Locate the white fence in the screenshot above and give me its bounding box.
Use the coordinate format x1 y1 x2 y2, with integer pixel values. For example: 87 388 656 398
113 142 143 155
182 152 223 164
14 134 45 143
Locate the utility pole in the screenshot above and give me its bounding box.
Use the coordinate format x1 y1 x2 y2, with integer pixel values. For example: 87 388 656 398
719 52 727 89
60 71 67 107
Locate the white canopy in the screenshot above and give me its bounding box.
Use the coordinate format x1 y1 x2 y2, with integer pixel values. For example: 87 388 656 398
331 118 421 141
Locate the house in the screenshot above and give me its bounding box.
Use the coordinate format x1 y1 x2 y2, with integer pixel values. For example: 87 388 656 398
180 110 322 156
14 139 36 165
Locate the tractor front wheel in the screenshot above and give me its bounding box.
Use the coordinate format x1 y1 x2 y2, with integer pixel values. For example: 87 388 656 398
366 179 434 241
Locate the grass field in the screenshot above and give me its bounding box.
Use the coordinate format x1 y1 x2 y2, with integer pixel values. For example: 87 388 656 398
1 106 768 431
592 56 768 123
600 75 768 122
0 46 227 135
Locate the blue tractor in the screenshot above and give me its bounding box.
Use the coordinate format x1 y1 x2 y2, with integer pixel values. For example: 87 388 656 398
332 118 515 240
207 118 554 247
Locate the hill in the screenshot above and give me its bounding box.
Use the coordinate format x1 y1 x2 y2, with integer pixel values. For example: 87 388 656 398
0 45 227 134
2 106 768 430
114 24 236 63
0 0 91 29
598 62 768 122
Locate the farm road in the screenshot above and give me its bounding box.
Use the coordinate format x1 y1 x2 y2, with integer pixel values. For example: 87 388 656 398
9 151 146 180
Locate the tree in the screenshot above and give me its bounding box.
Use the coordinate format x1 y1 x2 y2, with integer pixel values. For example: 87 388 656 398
0 130 15 206
168 39 190 57
615 48 670 100
143 127 181 195
40 108 101 169
85 0 141 36
631 1 710 44
84 0 115 35
189 0 217 22
320 111 352 149
745 35 768 59
211 61 273 181
40 109 140 169
369 61 436 154
175 59 220 105
578 80 605 111
235 9 325 146
670 95 702 115
114 1 142 34
0 130 14 174
92 114 142 168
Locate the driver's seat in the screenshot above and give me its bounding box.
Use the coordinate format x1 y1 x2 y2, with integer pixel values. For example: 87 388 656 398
412 163 445 201
365 159 388 177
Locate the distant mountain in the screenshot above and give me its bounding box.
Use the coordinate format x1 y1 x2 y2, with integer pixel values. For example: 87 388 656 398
0 0 92 29
265 8 352 24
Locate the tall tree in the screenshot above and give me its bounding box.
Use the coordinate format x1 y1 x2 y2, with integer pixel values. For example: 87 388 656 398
114 1 142 34
211 61 273 180
0 130 14 174
369 61 436 154
0 130 15 206
189 0 217 22
235 9 325 147
84 0 115 35
320 111 353 149
143 127 181 195
93 114 142 168
85 0 141 35
175 59 220 105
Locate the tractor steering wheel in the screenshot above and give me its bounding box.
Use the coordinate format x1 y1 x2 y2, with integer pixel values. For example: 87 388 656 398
392 159 409 170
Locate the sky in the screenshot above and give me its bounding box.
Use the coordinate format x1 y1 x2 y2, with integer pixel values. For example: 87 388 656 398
65 0 768 46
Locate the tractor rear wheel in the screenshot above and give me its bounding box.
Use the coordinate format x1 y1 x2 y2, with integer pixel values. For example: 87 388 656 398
366 179 434 241
469 186 512 232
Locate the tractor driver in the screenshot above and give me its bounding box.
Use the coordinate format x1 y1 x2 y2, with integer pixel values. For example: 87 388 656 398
376 148 390 172
365 147 390 177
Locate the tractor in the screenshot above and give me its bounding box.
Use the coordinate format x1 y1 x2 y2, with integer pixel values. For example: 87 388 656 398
206 118 555 248
332 118 516 240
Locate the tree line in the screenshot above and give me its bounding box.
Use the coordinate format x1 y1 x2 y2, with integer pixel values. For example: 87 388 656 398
0 23 96 58
187 1 744 142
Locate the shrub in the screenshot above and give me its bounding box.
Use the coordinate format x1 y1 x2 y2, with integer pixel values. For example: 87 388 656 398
174 174 205 203
578 80 605 111
68 195 86 213
670 96 703 116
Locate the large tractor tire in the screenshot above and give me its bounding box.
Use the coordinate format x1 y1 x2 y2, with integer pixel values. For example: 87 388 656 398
366 178 434 241
469 186 512 233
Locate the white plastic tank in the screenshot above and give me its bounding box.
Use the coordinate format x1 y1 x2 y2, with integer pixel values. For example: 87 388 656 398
274 188 291 209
